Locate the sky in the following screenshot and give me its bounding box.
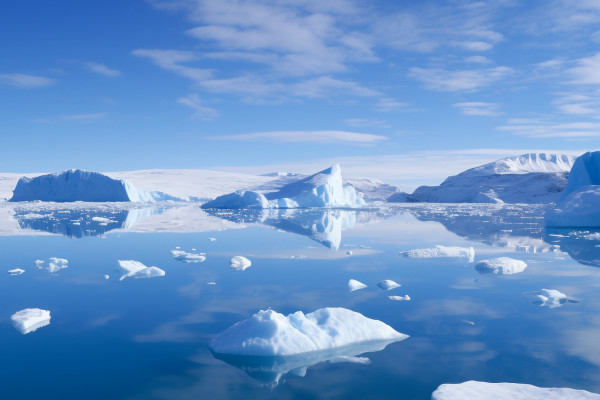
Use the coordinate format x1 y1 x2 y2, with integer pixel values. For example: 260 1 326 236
1 0 599 188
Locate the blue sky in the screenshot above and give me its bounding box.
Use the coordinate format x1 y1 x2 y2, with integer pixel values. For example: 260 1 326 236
1 0 599 187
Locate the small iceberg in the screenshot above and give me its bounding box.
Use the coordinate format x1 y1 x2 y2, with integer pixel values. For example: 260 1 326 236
231 256 251 271
209 238 216 241
524 289 569 308
389 295 410 301
11 308 51 334
104 275 109 279
399 245 475 263
348 279 367 291
8 268 25 275
209 307 408 356
117 260 165 280
431 381 600 400
35 260 44 269
475 257 527 275
377 280 400 290
48 257 68 273
170 250 206 263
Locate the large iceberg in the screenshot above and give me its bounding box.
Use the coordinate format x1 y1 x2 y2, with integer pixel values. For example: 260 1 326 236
390 153 576 204
475 257 527 275
11 308 51 334
202 165 365 209
209 307 407 356
431 381 600 400
9 169 155 203
399 245 475 263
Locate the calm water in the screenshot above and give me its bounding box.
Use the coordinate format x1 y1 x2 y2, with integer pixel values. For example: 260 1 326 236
2 203 600 399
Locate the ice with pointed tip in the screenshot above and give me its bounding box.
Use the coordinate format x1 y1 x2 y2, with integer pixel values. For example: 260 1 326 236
348 279 367 291
11 308 51 334
170 250 206 263
475 257 527 275
231 256 251 271
8 268 24 275
377 280 401 290
431 381 600 400
117 260 165 280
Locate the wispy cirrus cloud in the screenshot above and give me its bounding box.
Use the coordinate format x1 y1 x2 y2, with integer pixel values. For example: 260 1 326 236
497 119 600 138
177 93 218 120
207 130 387 144
35 112 108 123
344 118 390 128
83 62 121 77
453 102 503 116
0 73 56 88
409 66 514 91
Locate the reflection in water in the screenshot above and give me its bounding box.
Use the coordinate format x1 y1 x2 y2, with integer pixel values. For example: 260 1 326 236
544 229 600 267
211 339 403 388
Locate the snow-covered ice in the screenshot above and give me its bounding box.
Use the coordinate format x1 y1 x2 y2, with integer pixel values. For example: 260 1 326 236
345 178 399 201
48 257 68 273
132 266 165 279
170 250 206 263
475 257 527 275
231 256 251 271
8 268 24 275
377 280 401 290
209 307 408 356
348 279 367 291
524 289 568 308
104 275 109 279
389 295 410 301
11 308 51 334
117 260 165 280
431 381 600 400
399 245 475 263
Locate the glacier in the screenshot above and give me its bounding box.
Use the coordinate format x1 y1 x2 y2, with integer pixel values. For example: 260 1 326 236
475 257 527 275
389 153 576 204
11 308 51 334
209 307 407 356
9 169 156 203
432 381 600 400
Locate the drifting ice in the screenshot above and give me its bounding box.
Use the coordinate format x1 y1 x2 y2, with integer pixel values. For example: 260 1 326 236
348 279 367 291
431 381 600 400
8 268 25 275
475 257 527 275
170 250 206 263
117 260 165 280
11 308 51 334
209 307 408 356
48 257 68 273
399 245 475 263
389 295 410 301
377 280 401 290
524 289 568 308
231 256 251 271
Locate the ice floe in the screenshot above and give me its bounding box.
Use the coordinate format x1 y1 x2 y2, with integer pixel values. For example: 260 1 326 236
431 381 600 400
377 280 401 290
231 256 251 271
48 257 68 273
348 279 367 291
35 260 44 269
104 275 109 279
399 245 475 263
389 295 410 301
170 250 206 263
475 257 527 275
524 289 569 308
8 268 24 275
117 260 165 280
209 307 408 356
11 308 51 334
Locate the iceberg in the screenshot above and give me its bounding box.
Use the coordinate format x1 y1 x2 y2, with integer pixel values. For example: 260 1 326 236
209 307 408 356
559 151 600 200
524 289 568 308
231 256 251 271
391 153 576 204
348 279 367 291
377 280 401 290
9 169 155 203
11 308 51 334
202 165 365 209
48 257 68 273
35 260 44 268
389 295 410 301
8 268 24 275
475 257 527 275
399 245 475 263
170 250 206 263
117 260 165 280
431 381 600 400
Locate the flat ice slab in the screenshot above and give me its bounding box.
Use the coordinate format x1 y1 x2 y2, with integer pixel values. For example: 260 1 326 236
431 381 600 400
170 250 206 263
231 256 251 271
209 307 408 356
475 257 527 275
348 279 367 291
8 268 24 275
400 245 475 263
377 280 400 290
117 260 165 280
11 308 51 334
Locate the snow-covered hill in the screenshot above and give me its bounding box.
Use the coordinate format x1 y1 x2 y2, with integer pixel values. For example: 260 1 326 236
391 153 577 204
345 178 399 201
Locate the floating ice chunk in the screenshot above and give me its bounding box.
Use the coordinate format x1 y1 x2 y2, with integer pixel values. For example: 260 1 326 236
11 308 51 334
360 245 372 249
328 356 371 364
231 256 251 271
377 280 400 290
348 279 367 291
35 260 44 269
389 295 410 301
431 381 600 400
170 250 206 263
48 257 68 273
347 251 353 255
117 260 164 280
207 282 216 285
399 245 475 263
209 307 408 356
8 268 24 275
475 257 527 275
524 289 568 308
462 320 475 325
132 266 165 279
104 275 109 279
209 238 216 241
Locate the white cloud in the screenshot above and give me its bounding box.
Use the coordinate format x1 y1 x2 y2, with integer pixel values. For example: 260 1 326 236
566 52 600 85
409 66 514 91
0 73 56 88
133 49 213 82
344 118 390 128
454 41 493 51
83 62 121 77
453 102 503 116
497 120 600 138
207 130 387 144
375 97 409 112
34 112 108 123
465 56 492 64
177 93 219 120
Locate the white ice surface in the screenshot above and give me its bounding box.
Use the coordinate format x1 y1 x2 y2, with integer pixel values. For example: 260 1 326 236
431 381 600 400
132 266 165 279
400 245 475 263
48 258 68 273
348 279 367 291
377 280 401 290
475 257 527 275
209 307 408 356
170 250 206 263
231 256 251 271
8 268 24 275
345 178 399 201
117 260 164 280
559 151 600 200
11 308 51 334
524 289 568 308
546 185 600 227
389 295 410 301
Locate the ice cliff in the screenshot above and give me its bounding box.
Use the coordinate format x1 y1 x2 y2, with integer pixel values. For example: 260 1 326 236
202 165 365 209
389 153 577 204
9 169 155 203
